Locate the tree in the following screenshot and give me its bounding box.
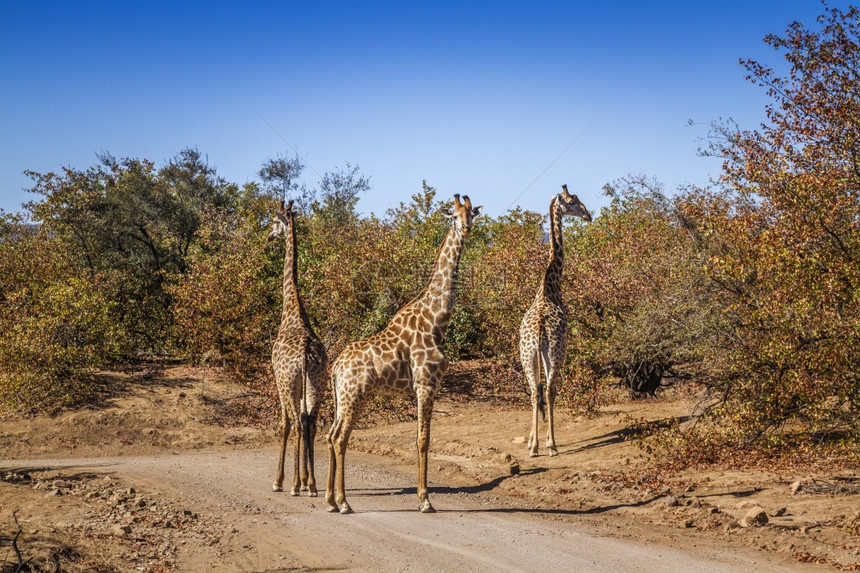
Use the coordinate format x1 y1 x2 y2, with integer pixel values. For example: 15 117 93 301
468 207 545 360
158 148 237 274
0 213 132 412
677 5 860 455
169 191 281 380
312 163 370 225
258 153 314 209
565 177 717 399
24 148 240 349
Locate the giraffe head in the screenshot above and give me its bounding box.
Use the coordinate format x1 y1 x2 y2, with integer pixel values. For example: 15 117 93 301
267 199 295 242
441 194 482 234
557 184 592 222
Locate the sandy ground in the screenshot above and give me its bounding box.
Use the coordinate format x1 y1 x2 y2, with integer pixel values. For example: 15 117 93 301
0 362 857 572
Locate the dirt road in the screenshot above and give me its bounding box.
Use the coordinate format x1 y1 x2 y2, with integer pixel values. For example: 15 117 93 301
2 364 852 571
1 450 812 572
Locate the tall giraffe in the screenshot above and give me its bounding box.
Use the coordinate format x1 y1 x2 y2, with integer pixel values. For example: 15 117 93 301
326 194 482 514
268 199 328 496
519 184 591 457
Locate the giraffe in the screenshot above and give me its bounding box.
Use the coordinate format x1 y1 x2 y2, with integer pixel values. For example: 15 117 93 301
519 184 591 457
268 199 328 496
326 194 482 514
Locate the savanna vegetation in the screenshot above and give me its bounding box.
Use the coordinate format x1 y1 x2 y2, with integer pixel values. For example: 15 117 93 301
1 5 857 466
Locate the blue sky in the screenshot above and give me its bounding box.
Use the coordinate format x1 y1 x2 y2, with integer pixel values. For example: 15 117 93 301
0 1 838 218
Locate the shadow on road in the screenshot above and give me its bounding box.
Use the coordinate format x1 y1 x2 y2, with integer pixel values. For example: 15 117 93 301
561 415 693 456
357 467 547 498
351 467 660 516
439 495 662 516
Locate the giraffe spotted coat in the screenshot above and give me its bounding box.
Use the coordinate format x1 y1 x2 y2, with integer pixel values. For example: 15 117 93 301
268 200 328 497
519 185 591 457
326 194 482 514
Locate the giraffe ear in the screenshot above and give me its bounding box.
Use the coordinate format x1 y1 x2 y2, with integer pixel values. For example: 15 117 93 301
275 211 290 226
441 208 454 218
472 206 483 217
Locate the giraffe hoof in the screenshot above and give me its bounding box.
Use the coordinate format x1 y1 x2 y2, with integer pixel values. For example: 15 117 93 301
272 484 283 492
529 451 539 458
326 505 339 513
308 491 318 498
339 504 354 515
419 502 436 514
549 449 559 457
290 489 300 496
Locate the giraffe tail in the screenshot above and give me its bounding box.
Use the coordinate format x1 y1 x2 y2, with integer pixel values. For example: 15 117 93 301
300 410 312 454
537 382 547 422
300 357 312 455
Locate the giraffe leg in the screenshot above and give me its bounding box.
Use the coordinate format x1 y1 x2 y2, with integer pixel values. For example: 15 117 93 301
298 417 309 493
529 391 541 457
290 419 302 496
545 379 559 456
273 409 289 492
325 418 339 512
416 387 436 513
304 412 318 497
522 349 541 457
542 343 563 456
333 425 353 514
326 413 354 514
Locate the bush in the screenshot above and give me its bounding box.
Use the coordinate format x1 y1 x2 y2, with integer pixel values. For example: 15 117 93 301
169 196 281 382
0 219 133 412
661 6 860 460
469 208 545 359
564 176 719 400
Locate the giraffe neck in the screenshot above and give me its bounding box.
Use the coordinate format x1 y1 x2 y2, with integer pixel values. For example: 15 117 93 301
540 197 565 305
280 219 311 330
411 223 466 334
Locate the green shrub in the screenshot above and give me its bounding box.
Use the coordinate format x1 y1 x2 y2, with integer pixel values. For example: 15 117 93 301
0 221 133 412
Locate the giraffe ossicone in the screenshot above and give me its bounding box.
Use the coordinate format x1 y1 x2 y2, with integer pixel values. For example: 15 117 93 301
518 184 591 457
268 199 328 497
326 194 482 514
